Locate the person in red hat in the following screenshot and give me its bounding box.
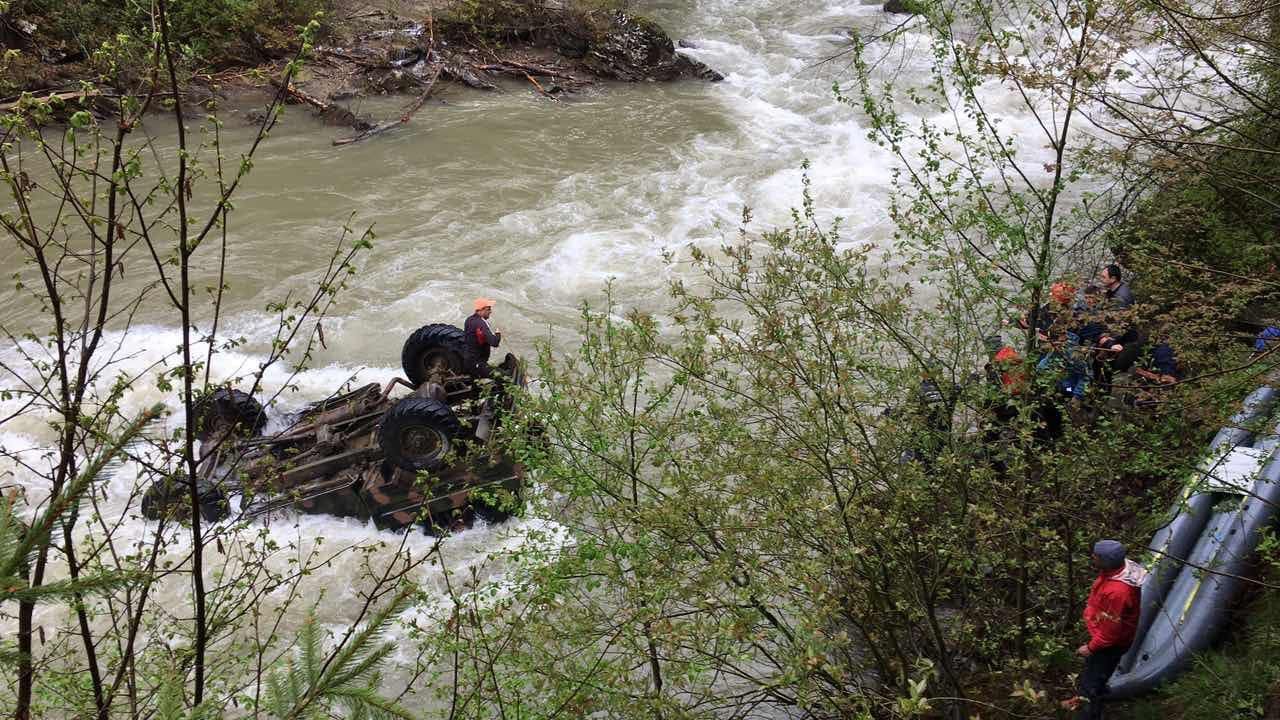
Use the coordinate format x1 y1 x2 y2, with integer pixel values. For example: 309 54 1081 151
464 298 502 377
992 345 1026 392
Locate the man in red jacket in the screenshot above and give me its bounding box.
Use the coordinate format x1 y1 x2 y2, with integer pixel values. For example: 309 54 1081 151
1066 539 1147 719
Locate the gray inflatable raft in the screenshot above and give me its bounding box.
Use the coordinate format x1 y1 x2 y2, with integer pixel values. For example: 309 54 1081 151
1108 386 1280 698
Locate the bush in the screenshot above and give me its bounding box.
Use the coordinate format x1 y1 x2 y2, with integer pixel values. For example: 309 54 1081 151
8 0 329 68
0 49 52 96
1115 121 1280 325
437 0 624 46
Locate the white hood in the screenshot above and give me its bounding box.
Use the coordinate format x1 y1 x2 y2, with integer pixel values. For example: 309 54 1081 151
1114 558 1149 588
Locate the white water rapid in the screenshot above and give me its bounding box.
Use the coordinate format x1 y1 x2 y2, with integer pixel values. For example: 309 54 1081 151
0 0 1110 707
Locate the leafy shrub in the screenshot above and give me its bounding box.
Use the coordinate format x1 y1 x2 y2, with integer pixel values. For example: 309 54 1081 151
8 0 329 68
437 0 624 45
1115 122 1280 324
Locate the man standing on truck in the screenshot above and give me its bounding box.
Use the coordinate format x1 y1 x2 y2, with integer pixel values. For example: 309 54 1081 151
465 298 502 377
1064 539 1147 719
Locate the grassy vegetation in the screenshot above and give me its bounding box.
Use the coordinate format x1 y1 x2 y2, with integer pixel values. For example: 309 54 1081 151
1115 124 1280 371
1108 114 1280 719
436 0 626 47
0 47 48 97
1 0 329 93
1121 131 1280 285
0 0 638 96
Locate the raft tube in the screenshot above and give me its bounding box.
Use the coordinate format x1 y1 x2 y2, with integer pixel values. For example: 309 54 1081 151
1108 386 1280 698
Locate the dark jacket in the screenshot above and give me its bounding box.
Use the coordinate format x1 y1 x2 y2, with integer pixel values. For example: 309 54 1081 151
1150 343 1180 378
1071 312 1106 346
1106 283 1135 309
464 313 501 364
1098 283 1140 348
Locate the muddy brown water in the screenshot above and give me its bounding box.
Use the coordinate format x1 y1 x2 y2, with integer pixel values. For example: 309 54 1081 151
2 0 933 367
0 0 1086 707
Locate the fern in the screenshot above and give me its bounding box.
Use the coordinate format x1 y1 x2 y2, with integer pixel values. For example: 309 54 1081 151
264 587 418 720
0 404 161 610
155 668 186 720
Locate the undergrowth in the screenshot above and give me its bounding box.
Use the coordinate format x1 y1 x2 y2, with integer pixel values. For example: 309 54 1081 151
2 0 330 79
437 0 626 47
1116 121 1280 365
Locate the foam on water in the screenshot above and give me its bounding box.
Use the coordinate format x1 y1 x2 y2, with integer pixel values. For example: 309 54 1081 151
0 0 1228 703
0 320 575 702
0 0 1043 614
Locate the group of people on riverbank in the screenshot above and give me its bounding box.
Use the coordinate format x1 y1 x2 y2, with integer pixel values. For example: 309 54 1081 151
985 266 1162 717
469 284 1263 720
989 264 1182 412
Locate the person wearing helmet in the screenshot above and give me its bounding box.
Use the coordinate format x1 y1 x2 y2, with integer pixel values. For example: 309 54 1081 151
465 298 502 377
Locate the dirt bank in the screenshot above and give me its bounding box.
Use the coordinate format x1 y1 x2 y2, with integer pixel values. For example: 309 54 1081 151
0 0 723 133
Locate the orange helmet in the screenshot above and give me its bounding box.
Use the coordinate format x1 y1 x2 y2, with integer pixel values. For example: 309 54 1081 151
473 297 495 312
993 346 1026 391
1050 282 1076 306
994 346 1020 364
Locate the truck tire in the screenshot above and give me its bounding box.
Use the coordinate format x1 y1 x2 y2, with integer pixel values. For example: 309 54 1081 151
195 388 266 443
140 474 229 523
401 324 469 387
379 397 462 472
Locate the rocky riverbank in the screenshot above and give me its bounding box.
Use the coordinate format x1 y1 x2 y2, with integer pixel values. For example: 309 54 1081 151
0 0 722 126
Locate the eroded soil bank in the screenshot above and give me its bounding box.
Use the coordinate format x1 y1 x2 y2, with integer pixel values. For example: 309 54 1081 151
0 0 723 126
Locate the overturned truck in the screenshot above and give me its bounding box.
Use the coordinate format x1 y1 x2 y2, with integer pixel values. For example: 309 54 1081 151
141 323 527 531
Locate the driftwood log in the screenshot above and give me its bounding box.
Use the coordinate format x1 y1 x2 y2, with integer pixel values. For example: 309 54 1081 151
522 73 558 101
333 65 443 146
441 62 498 91
478 61 581 82
270 79 374 131
0 89 97 113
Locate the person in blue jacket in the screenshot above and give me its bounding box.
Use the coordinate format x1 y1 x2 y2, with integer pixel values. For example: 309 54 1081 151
1256 326 1280 357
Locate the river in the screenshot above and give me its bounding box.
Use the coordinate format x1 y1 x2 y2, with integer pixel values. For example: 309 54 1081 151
0 0 1059 708
2 0 939 505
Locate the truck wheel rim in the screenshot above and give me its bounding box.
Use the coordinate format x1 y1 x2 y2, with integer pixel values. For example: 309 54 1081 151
401 426 446 463
420 351 453 376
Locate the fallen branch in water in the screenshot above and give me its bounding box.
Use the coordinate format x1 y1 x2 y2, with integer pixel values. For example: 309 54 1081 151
441 61 497 90
270 79 327 110
0 89 98 112
320 48 383 68
478 61 581 81
333 64 443 146
270 79 374 131
523 72 559 101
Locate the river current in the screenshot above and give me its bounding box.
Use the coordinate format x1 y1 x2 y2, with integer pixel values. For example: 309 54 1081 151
0 0 1073 703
